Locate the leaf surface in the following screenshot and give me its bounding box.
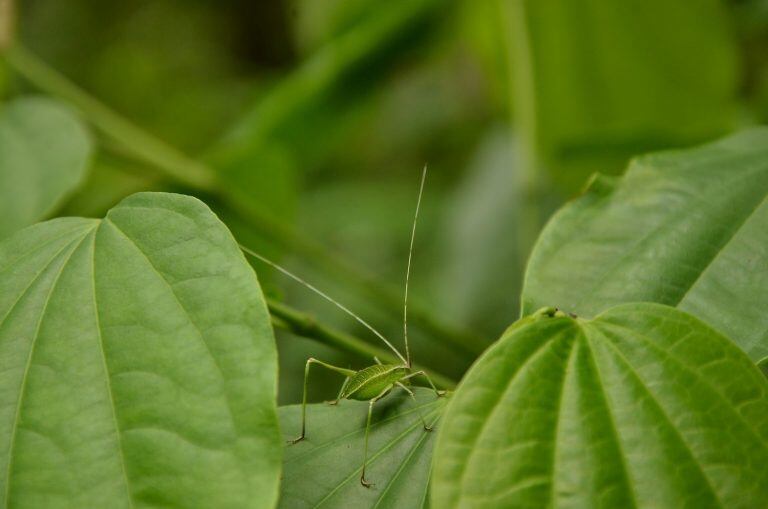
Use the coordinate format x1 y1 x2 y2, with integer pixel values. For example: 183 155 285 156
432 303 768 508
0 97 92 238
522 128 768 361
0 192 281 508
279 387 446 508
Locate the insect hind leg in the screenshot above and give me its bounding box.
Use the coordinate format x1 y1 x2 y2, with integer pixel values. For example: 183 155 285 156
360 386 392 488
290 358 356 445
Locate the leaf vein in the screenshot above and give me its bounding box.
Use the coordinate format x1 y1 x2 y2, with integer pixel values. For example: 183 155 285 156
3 231 91 507
591 325 726 508
89 228 134 508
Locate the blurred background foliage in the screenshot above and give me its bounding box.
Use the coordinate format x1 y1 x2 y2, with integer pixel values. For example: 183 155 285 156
1 0 767 403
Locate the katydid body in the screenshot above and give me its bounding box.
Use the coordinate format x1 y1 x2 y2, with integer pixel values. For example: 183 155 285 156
290 358 443 486
242 166 444 488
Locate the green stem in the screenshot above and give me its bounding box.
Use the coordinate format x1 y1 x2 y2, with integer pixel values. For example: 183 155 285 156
255 217 488 356
506 0 547 295
3 42 486 358
267 299 456 389
2 44 216 190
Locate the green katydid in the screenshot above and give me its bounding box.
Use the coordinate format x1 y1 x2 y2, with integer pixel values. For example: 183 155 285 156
241 166 445 488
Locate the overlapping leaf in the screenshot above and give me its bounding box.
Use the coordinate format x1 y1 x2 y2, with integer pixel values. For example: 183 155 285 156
522 128 768 361
432 303 768 508
279 387 446 508
0 97 92 238
0 192 281 508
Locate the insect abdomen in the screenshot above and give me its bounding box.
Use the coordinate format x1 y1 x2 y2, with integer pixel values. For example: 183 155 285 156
344 365 407 401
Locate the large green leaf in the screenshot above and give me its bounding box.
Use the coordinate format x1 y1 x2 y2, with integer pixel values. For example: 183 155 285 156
0 192 281 508
509 0 738 192
432 304 768 508
522 128 768 361
279 387 446 508
0 97 92 238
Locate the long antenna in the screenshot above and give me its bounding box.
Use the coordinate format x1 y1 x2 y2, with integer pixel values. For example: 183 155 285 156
403 165 427 368
240 244 408 366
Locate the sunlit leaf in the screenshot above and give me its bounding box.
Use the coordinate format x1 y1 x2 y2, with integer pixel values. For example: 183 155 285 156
432 304 768 508
279 387 446 508
522 128 768 361
0 97 92 238
0 192 281 508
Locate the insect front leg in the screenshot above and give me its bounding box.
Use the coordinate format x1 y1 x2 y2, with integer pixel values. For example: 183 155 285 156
396 382 432 431
290 358 356 445
360 386 393 488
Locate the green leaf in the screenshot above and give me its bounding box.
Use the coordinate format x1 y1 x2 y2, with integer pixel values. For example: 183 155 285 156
758 357 768 379
432 303 768 508
0 97 92 238
509 0 738 191
279 387 447 508
522 128 768 361
0 192 281 508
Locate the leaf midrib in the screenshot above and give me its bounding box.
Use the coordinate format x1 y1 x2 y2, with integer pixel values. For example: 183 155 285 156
311 406 442 508
283 398 441 466
89 228 133 509
548 336 579 508
561 162 768 314
673 180 768 307
580 327 639 509
599 319 768 449
370 414 434 509
453 324 575 503
103 218 236 420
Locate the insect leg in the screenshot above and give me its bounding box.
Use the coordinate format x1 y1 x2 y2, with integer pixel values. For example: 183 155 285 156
396 382 432 431
360 386 393 488
400 370 446 397
327 376 350 406
289 358 356 444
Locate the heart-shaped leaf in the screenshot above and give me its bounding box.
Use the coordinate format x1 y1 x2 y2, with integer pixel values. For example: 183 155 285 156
522 128 768 361
0 192 281 508
432 303 768 508
279 387 447 508
0 97 92 238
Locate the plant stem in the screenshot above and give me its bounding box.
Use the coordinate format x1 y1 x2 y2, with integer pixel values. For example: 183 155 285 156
2 44 216 190
3 42 486 359
267 299 456 389
256 218 489 357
